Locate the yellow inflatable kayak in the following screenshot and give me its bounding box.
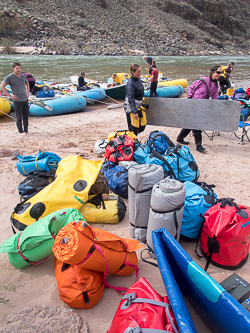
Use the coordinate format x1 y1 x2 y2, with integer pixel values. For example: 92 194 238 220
0 97 11 117
158 78 188 88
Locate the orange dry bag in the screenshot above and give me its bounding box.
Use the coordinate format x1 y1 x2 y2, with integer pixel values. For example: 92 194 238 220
52 220 144 278
54 258 105 309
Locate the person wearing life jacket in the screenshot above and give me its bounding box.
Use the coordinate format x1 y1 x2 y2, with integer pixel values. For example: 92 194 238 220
218 62 235 95
176 65 221 153
124 64 147 136
111 73 123 86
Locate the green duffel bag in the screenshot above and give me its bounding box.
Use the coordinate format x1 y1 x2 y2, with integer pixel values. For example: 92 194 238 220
0 208 83 269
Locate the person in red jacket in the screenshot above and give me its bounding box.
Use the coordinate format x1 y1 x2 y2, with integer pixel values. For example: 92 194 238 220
149 64 159 97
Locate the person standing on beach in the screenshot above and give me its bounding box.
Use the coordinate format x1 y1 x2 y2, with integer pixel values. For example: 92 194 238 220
124 64 145 136
176 65 222 153
143 56 155 74
1 62 30 135
149 64 158 97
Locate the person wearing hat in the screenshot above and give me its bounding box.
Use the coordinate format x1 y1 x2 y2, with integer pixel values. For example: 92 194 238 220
143 56 155 74
112 73 123 86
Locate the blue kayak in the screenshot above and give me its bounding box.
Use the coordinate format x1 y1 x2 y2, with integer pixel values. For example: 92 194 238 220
152 228 250 333
144 85 184 98
29 94 86 116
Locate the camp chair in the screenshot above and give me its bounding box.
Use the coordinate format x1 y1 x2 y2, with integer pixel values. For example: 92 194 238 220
228 111 250 144
203 131 220 141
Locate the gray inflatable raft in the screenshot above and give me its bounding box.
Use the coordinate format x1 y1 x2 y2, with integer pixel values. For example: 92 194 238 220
128 164 164 243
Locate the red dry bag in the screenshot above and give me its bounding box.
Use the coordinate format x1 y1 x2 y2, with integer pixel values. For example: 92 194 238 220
107 277 178 333
200 198 250 270
104 135 134 164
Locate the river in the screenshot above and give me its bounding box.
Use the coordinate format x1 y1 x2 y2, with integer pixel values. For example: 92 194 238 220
0 54 250 88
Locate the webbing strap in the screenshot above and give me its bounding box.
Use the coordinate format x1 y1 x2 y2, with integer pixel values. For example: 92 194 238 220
128 182 153 194
94 243 128 295
16 233 47 265
121 294 170 309
150 203 184 215
20 159 28 175
124 327 172 333
122 294 179 333
34 155 39 170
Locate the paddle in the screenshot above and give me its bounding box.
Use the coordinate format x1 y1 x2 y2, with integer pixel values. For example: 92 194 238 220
3 90 53 112
54 87 95 105
28 98 53 112
43 82 95 105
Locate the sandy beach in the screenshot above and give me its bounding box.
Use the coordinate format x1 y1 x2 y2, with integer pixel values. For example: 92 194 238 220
0 99 250 332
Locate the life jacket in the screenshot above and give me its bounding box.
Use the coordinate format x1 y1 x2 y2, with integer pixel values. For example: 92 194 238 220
220 65 229 78
11 156 103 232
200 198 250 270
0 208 84 269
54 259 105 309
107 130 137 142
130 105 147 128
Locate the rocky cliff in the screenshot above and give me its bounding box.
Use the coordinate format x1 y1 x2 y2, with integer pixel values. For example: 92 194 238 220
1 0 250 55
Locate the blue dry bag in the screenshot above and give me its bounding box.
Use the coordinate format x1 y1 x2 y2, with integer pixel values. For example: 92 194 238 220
101 161 128 199
180 181 217 240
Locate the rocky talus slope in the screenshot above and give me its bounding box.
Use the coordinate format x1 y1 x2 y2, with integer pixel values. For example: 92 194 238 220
0 0 250 55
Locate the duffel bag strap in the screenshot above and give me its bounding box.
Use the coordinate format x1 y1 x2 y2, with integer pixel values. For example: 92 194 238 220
151 151 177 179
124 328 172 333
121 293 179 333
148 133 175 152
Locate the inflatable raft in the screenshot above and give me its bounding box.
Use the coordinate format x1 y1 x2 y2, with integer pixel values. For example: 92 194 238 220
153 228 250 333
0 97 11 117
29 94 86 116
144 85 184 98
74 88 106 101
158 78 188 88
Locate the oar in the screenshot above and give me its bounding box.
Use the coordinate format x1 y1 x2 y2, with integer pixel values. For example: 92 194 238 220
3 92 53 112
52 86 95 105
28 98 53 112
43 82 94 105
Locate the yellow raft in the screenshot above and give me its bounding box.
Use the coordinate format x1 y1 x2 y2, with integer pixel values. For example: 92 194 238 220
0 97 11 117
158 78 188 88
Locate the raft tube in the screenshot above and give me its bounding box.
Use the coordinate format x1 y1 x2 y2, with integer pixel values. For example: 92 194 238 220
158 78 188 88
144 85 184 98
153 228 250 333
74 88 106 101
29 94 86 116
0 97 11 116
